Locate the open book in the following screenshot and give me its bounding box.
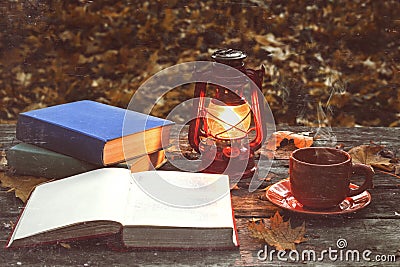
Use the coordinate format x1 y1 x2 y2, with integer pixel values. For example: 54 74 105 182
7 168 238 249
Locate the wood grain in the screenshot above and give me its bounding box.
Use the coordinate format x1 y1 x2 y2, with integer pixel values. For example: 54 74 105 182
0 124 399 266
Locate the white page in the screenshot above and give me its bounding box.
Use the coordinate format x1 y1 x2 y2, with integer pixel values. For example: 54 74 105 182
122 171 234 229
8 168 131 245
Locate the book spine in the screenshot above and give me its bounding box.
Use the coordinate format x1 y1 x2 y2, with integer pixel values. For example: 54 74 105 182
7 144 100 178
16 114 106 165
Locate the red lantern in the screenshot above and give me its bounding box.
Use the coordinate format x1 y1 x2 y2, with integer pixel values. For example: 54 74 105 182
188 49 267 179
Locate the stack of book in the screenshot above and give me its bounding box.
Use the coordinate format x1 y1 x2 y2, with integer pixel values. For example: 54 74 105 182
7 100 174 178
5 100 239 250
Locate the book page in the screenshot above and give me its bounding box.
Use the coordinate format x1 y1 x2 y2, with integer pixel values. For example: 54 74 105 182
8 168 132 244
122 171 234 229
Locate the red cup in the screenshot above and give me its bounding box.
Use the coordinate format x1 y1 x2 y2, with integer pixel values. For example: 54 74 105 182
289 147 374 210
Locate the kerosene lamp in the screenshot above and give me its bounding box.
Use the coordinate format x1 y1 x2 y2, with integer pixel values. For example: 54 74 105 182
188 49 267 179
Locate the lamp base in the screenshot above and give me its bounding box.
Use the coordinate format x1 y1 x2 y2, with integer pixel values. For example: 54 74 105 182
200 157 257 181
198 138 257 181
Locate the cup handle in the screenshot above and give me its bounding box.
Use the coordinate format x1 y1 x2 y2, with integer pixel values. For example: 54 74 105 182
347 163 374 197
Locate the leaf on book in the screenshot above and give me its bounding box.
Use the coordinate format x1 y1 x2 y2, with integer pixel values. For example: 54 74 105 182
248 211 307 251
348 144 396 171
0 172 49 202
266 131 313 151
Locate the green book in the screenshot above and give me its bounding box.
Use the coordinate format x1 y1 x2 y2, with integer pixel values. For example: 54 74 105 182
6 143 101 179
6 143 166 179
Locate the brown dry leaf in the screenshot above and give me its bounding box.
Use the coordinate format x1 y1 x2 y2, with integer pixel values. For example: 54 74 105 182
266 131 313 151
248 211 307 250
162 9 175 32
348 144 394 171
0 172 49 202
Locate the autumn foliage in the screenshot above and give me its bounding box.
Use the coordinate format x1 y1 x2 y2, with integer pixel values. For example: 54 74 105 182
248 212 307 251
1 0 399 126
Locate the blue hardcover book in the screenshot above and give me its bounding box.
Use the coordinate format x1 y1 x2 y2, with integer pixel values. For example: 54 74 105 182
16 100 174 165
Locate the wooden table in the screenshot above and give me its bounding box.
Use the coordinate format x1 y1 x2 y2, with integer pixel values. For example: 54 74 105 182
1 124 399 266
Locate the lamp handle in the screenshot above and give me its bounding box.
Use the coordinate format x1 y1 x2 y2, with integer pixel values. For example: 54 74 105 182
245 66 264 89
246 66 267 151
188 82 207 152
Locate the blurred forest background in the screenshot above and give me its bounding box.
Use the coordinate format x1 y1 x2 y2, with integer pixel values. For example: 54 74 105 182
1 0 399 127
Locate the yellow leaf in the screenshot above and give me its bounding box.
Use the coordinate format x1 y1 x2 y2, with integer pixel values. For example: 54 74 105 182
0 173 49 203
248 211 307 251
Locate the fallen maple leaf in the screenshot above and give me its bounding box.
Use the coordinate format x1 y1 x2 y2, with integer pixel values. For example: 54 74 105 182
348 144 395 171
248 211 307 250
0 172 49 202
266 131 313 151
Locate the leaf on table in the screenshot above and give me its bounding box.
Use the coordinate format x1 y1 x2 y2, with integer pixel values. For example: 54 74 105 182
348 144 396 171
264 131 313 159
0 150 7 171
0 172 49 202
231 184 240 190
59 242 71 249
248 211 307 251
260 184 272 191
266 131 313 151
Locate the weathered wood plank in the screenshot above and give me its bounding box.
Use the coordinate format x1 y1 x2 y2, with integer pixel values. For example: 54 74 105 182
279 126 400 143
240 163 400 189
0 124 18 150
235 218 400 266
0 217 398 267
231 188 400 219
0 124 399 266
167 124 400 142
162 158 399 189
0 190 23 216
2 124 400 148
1 185 398 223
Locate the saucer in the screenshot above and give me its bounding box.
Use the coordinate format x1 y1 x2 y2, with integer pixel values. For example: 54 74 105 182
265 179 371 215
